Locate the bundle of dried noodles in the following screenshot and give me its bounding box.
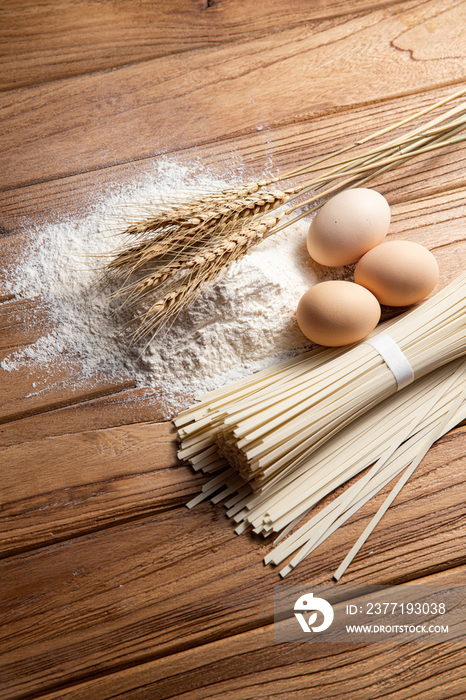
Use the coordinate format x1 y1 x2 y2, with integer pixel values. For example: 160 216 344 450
175 275 466 577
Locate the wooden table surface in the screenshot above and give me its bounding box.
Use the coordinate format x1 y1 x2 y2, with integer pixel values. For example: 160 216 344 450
2 1 466 698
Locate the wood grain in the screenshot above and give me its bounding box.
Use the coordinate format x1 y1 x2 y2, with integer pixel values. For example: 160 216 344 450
0 420 205 558
0 296 50 358
0 0 410 91
0 387 182 449
2 423 466 698
3 0 466 190
0 296 137 424
1 422 178 502
0 390 193 556
0 354 134 425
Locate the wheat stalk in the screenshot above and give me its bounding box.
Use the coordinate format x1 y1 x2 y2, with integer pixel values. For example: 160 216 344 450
121 211 286 341
105 87 466 340
106 189 289 286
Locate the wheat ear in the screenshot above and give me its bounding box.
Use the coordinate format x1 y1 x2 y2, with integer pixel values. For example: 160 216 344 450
127 212 286 341
106 189 289 282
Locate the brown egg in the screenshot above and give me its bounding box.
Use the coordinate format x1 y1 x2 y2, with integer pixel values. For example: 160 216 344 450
307 188 391 267
296 280 381 346
354 240 439 306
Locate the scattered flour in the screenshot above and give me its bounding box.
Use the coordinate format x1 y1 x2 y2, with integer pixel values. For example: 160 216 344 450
2 159 332 413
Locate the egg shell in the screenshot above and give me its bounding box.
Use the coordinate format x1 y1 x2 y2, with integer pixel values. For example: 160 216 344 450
354 240 439 306
296 280 381 346
307 188 391 267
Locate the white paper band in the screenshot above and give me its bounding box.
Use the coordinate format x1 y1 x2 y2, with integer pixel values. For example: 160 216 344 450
365 333 414 390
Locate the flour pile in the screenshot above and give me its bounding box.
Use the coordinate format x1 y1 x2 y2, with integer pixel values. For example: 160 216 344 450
2 160 324 412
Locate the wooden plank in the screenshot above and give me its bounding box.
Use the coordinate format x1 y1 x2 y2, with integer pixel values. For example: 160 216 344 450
0 329 136 423
0 387 183 449
0 252 193 424
0 292 186 423
0 296 50 358
2 423 466 698
34 565 466 700
0 291 138 426
0 387 193 556
0 420 205 558
390 187 466 246
0 348 135 425
39 643 466 700
3 0 466 190
1 422 178 501
0 0 410 91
